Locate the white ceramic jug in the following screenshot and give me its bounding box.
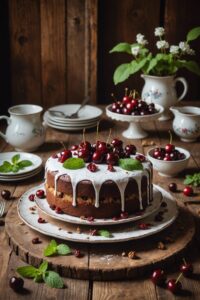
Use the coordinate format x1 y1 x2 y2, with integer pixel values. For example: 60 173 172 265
141 75 188 121
170 106 200 142
0 104 45 151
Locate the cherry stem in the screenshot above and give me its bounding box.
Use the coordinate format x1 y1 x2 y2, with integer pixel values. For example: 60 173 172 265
183 258 187 265
175 272 183 284
169 130 173 144
96 121 100 143
106 128 112 144
60 141 66 150
83 128 86 144
133 89 136 98
111 93 117 102
125 88 128 96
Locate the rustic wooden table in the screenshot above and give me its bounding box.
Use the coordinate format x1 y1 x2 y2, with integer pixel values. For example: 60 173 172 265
0 103 200 300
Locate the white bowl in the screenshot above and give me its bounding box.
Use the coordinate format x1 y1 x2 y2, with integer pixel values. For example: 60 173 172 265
147 147 190 177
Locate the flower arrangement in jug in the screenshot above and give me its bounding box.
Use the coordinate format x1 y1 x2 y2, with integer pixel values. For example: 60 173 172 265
110 26 200 84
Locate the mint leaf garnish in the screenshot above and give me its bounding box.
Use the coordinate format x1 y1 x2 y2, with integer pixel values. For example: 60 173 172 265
17 266 39 278
44 240 71 257
16 261 64 289
98 229 111 238
63 157 85 170
12 154 20 164
0 161 12 173
184 172 200 187
119 158 143 171
38 261 48 273
18 160 33 168
0 154 33 173
57 244 71 255
43 271 64 289
44 239 58 257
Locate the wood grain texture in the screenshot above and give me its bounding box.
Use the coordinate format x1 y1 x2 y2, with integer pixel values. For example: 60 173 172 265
164 0 200 101
9 0 41 105
41 0 66 110
98 0 161 103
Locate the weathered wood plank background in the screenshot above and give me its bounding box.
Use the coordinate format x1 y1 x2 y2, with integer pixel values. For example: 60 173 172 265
0 0 200 114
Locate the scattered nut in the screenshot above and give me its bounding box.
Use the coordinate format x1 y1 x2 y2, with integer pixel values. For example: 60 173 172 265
76 227 81 234
128 251 137 259
121 252 126 257
157 242 166 250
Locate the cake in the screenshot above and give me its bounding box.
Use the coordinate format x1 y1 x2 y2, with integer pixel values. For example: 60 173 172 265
45 139 153 219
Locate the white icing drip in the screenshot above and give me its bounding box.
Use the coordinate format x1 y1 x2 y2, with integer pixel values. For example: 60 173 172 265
46 155 152 211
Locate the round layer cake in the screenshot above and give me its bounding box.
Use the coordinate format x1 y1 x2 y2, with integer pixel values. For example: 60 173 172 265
45 154 153 219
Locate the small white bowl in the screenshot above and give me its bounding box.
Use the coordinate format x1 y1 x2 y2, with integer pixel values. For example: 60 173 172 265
147 147 190 177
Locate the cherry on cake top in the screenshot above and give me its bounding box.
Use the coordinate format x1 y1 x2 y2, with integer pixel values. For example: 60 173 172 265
111 88 158 116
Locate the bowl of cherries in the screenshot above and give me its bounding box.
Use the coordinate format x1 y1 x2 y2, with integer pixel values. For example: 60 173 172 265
147 134 190 177
106 89 164 139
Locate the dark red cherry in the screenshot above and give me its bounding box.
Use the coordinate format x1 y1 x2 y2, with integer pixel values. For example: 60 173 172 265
106 152 119 165
107 164 115 172
59 149 72 163
87 162 97 172
79 141 91 150
116 108 122 114
71 144 78 151
122 96 132 105
183 186 193 196
125 144 137 155
74 249 82 258
9 276 24 292
92 151 104 164
97 142 108 154
136 154 146 162
122 107 131 115
153 149 162 159
163 156 171 161
178 153 186 160
29 194 35 201
131 99 138 108
1 189 11 200
78 148 91 162
151 269 166 286
165 143 175 153
36 189 45 199
111 102 119 112
38 217 46 223
111 138 123 148
168 183 177 192
131 110 140 116
180 263 193 277
167 279 182 294
126 102 135 111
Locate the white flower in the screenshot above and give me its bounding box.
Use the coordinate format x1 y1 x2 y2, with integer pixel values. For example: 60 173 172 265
170 45 179 55
131 45 140 56
136 33 148 45
156 40 169 49
179 41 189 52
179 41 195 55
155 27 165 37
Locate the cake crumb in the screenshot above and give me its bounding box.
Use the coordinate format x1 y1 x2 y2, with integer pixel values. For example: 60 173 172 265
128 251 137 259
157 241 166 250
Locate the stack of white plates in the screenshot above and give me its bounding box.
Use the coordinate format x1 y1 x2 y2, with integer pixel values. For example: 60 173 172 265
44 104 103 131
0 152 43 182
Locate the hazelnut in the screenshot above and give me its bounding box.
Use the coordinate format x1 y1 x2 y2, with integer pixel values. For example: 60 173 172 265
157 242 166 250
128 251 137 259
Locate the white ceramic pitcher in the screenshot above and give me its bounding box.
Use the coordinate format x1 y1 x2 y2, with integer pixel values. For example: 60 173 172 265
141 74 188 121
0 104 45 152
170 106 200 142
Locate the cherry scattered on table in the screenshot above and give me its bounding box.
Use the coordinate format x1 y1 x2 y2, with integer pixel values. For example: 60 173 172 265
180 259 193 277
9 276 24 292
183 186 193 196
1 189 11 200
168 183 177 192
151 269 166 286
167 278 182 294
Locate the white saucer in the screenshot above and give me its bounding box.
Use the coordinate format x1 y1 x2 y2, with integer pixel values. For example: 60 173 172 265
47 104 103 122
0 166 43 182
35 184 162 225
44 120 99 131
18 185 178 243
0 152 42 176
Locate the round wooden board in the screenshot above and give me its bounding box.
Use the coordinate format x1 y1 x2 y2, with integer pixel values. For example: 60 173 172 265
5 203 195 281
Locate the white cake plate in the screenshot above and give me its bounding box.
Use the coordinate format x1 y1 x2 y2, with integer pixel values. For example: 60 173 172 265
106 104 164 139
34 184 162 226
17 185 178 243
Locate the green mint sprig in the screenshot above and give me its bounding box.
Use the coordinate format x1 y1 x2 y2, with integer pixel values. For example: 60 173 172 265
17 261 64 288
63 157 85 170
98 229 112 238
0 154 33 173
44 240 71 257
119 158 143 171
184 172 200 187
